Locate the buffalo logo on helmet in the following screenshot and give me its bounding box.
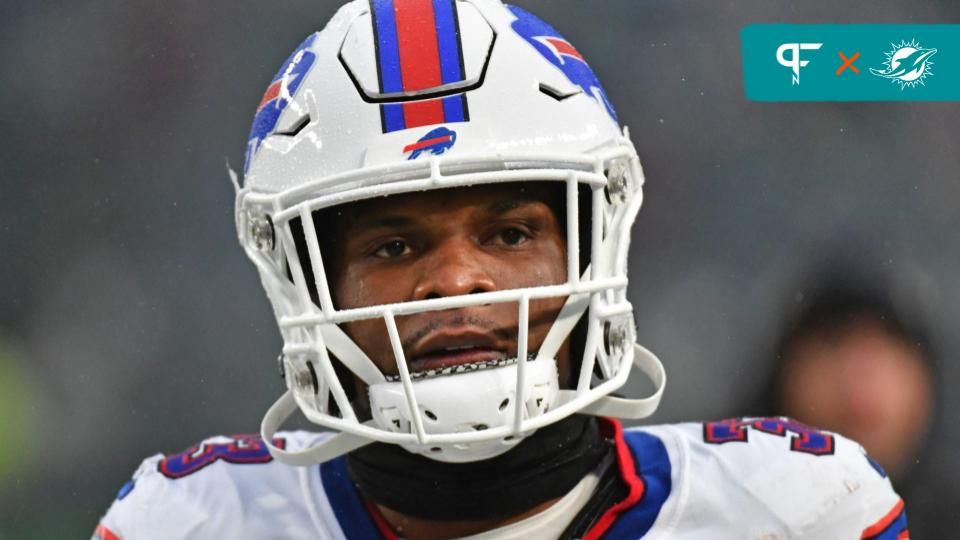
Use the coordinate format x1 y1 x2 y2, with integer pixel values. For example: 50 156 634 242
403 127 457 160
508 5 618 122
244 34 318 173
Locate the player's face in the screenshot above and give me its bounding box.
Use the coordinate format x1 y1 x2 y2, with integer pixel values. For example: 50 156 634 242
327 183 571 387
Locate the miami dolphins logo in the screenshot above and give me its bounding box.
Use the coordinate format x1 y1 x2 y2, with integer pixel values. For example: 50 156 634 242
870 39 937 90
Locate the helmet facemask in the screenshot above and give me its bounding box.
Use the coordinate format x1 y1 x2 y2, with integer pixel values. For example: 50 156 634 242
238 147 665 464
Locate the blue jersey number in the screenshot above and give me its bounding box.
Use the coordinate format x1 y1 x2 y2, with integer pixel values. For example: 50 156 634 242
703 417 835 456
158 434 286 479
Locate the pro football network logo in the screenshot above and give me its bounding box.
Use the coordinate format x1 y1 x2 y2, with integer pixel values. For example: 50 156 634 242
403 127 457 160
776 42 823 85
870 39 937 89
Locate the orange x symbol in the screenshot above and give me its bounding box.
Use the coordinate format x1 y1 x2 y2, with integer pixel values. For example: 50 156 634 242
836 51 860 75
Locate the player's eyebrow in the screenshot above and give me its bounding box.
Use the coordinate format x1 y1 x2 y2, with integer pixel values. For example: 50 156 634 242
486 198 538 216
341 194 544 234
346 215 415 233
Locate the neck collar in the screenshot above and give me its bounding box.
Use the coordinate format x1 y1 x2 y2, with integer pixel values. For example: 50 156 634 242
346 414 608 521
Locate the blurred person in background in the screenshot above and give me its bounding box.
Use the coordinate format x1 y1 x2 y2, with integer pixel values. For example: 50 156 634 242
772 284 934 480
755 276 955 536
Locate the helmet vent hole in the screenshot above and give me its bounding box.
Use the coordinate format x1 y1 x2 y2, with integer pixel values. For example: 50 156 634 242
504 435 517 442
424 410 438 421
499 398 510 411
473 424 489 431
538 82 580 101
275 114 310 137
305 361 320 395
429 447 443 453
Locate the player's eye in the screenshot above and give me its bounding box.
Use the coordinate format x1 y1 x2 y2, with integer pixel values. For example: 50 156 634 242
373 239 411 258
497 227 530 246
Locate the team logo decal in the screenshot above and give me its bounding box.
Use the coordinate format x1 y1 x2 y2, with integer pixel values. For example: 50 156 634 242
244 34 318 173
403 127 457 160
507 5 618 122
870 39 937 90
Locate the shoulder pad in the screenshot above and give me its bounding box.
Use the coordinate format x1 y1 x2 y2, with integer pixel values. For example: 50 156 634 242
94 432 327 539
639 418 907 539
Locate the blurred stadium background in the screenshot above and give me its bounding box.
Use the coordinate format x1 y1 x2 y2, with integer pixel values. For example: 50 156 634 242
1 0 957 537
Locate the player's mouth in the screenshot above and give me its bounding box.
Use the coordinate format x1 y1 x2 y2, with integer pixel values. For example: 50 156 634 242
401 329 510 380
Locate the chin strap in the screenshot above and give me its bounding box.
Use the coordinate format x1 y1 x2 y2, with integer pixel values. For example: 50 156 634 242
320 323 385 385
577 343 666 419
261 391 372 466
262 343 665 466
536 267 592 361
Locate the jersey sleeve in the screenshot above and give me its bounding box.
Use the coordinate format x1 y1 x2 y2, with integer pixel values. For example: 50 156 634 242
793 450 908 540
93 454 212 540
690 417 909 539
92 432 309 540
738 420 909 540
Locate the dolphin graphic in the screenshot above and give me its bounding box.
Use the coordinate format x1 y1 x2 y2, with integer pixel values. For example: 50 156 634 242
870 46 937 82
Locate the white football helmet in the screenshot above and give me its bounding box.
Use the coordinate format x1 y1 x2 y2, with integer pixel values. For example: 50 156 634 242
235 0 665 465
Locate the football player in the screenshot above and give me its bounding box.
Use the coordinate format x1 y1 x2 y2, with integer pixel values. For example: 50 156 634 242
95 1 908 538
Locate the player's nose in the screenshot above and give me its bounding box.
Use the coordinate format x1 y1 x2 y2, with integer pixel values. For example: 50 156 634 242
412 238 496 300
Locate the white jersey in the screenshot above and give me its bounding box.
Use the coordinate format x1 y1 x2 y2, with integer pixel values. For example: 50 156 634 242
94 418 908 540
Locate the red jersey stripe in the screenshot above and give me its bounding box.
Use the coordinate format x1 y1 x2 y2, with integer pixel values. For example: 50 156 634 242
861 498 905 539
583 419 647 540
363 498 400 540
93 524 122 540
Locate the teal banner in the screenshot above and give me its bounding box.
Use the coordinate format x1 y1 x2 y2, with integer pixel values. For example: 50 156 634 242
741 25 960 101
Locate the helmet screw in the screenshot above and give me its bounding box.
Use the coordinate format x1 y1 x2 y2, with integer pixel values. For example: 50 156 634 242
293 367 313 393
249 213 275 251
605 160 630 203
604 319 629 356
